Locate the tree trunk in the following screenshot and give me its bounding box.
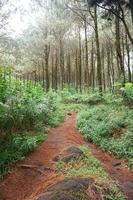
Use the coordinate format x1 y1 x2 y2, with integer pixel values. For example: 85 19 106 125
94 5 102 95
115 14 125 85
51 54 54 89
125 34 132 82
121 16 133 46
102 45 106 91
44 43 50 92
90 39 95 90
67 54 71 85
55 49 58 90
75 49 78 91
84 15 89 86
130 0 133 24
107 48 112 88
59 38 65 90
42 61 45 90
110 46 115 91
78 26 82 93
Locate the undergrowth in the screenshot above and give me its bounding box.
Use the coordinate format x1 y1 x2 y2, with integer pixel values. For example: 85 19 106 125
121 83 133 106
0 68 64 135
77 103 133 168
60 87 104 105
0 132 45 179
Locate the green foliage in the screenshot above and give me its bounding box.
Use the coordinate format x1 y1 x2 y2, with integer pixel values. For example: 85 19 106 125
61 103 88 113
121 82 133 103
0 67 12 103
0 69 64 134
60 87 104 105
103 91 123 105
77 104 133 168
0 132 45 179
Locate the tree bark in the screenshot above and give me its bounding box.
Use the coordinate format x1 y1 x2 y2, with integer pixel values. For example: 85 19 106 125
115 14 125 85
55 49 58 90
125 34 132 82
84 15 89 86
59 38 65 90
78 26 82 93
130 0 133 23
94 5 102 95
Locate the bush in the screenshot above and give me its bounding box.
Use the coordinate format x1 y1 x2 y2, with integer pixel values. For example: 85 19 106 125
120 83 133 104
0 69 64 135
0 132 45 179
0 67 13 103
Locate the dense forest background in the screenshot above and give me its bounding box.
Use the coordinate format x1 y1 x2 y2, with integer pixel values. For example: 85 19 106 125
0 0 133 94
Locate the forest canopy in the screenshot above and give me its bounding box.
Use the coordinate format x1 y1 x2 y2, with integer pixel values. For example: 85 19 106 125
0 0 132 94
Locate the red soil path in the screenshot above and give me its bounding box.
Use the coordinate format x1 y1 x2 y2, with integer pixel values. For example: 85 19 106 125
0 113 133 200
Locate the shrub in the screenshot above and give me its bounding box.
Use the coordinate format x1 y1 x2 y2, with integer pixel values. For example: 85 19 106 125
0 132 45 179
121 83 133 104
0 70 64 134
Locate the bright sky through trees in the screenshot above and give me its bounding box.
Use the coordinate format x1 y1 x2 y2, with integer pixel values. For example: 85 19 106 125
7 0 34 37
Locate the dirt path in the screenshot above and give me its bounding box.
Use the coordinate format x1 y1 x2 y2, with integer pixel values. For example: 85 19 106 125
0 113 133 200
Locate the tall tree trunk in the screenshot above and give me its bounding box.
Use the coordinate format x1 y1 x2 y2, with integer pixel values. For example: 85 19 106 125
67 54 71 85
59 38 65 90
115 14 125 85
78 26 82 93
122 34 125 68
51 54 54 89
94 5 102 95
84 15 89 86
55 49 58 90
75 49 78 91
44 43 50 92
110 46 115 90
126 34 132 82
34 70 37 87
102 45 106 91
90 39 95 89
42 61 45 90
43 10 50 92
107 48 112 88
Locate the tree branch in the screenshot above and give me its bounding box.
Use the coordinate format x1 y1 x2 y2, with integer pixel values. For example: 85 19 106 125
66 4 95 30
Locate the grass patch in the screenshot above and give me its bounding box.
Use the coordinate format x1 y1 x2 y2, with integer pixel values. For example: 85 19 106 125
60 103 88 113
56 146 125 200
56 146 108 183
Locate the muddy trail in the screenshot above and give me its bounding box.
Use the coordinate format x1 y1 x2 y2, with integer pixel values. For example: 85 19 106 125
0 113 133 200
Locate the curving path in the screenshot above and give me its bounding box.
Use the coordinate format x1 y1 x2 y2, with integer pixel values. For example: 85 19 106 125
0 113 133 200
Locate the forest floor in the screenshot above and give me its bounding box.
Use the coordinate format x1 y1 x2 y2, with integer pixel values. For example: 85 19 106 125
0 113 133 200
